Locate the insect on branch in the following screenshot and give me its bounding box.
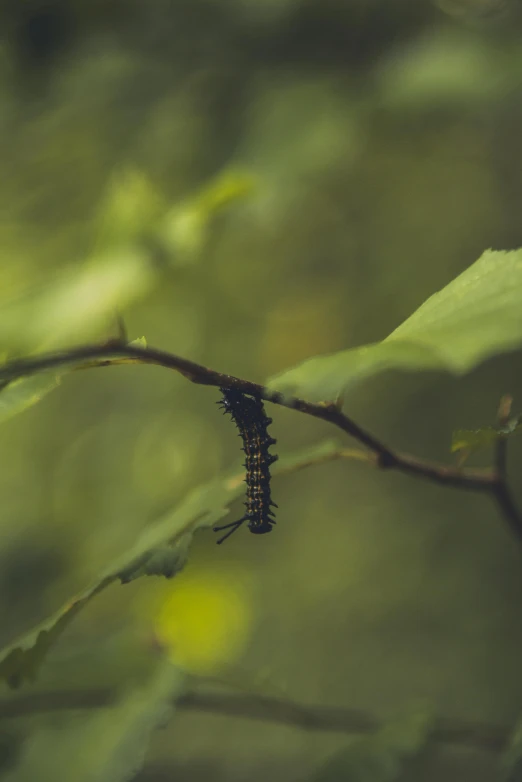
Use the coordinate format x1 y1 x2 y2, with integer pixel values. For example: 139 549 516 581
0 337 520 542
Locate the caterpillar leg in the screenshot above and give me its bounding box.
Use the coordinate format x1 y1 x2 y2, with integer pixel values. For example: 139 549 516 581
213 518 245 544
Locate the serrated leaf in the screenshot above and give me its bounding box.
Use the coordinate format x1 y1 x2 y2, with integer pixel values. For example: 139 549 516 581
3 659 183 782
129 336 147 349
451 417 522 455
499 414 522 436
268 249 522 402
0 439 341 687
118 543 189 584
451 426 499 454
0 578 113 688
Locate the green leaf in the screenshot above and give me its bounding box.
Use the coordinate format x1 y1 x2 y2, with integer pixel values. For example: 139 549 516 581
311 708 432 782
158 169 256 264
0 373 60 425
451 417 522 456
268 249 522 402
128 336 147 349
94 169 166 250
0 577 114 688
117 543 190 584
0 439 341 687
3 659 183 782
451 426 499 454
32 250 156 348
0 336 150 426
0 251 155 353
499 414 522 437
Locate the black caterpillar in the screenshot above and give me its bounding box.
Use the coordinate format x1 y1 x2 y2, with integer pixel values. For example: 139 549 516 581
214 388 278 544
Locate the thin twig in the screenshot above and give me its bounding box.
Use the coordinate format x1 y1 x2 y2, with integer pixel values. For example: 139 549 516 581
490 395 522 541
178 690 510 754
0 339 519 534
495 395 513 478
0 687 510 753
280 447 377 473
0 340 496 485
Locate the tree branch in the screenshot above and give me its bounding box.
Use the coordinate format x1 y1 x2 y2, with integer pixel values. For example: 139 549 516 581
0 686 510 753
0 339 519 535
490 395 522 541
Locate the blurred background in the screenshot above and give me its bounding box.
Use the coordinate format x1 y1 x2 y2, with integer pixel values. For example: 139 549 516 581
1 0 522 779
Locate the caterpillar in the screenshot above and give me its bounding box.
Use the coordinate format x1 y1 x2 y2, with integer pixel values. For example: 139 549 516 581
214 388 278 544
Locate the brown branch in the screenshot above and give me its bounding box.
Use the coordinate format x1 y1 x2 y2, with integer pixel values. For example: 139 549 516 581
0 687 510 754
490 395 522 541
179 690 509 754
0 339 519 534
490 482 522 541
495 394 513 478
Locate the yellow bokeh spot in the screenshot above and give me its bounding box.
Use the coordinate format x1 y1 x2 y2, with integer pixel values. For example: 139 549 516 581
153 568 252 675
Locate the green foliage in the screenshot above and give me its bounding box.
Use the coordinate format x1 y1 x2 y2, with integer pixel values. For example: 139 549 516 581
311 709 431 782
451 400 522 462
94 169 166 250
118 544 188 583
0 250 155 353
3 659 183 782
2 5 522 779
31 250 156 348
450 426 502 465
158 168 256 264
0 439 340 687
452 418 522 455
0 168 165 354
0 577 114 688
268 249 522 402
0 373 61 424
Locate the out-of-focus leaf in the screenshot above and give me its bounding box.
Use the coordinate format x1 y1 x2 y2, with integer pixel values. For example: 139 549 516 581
4 659 183 782
95 169 165 249
268 250 522 403
0 439 340 687
118 544 189 584
311 708 432 782
129 336 147 349
0 251 156 352
451 417 522 461
32 249 156 348
0 336 148 428
451 426 499 454
377 32 509 109
158 168 256 264
0 373 60 424
434 0 513 24
499 414 522 436
501 717 522 781
193 169 255 214
0 577 114 688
